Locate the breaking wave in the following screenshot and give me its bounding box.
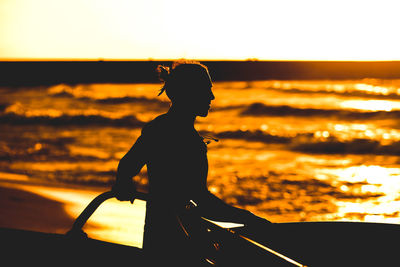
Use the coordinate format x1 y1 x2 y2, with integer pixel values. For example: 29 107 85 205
241 102 400 120
291 138 400 155
265 86 400 100
210 129 400 155
213 130 291 144
51 89 169 107
0 112 145 127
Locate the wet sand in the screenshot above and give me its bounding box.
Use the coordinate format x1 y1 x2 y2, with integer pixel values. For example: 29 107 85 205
0 181 146 248
0 184 75 234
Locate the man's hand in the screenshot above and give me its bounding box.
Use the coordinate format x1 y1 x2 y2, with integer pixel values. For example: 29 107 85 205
112 179 137 204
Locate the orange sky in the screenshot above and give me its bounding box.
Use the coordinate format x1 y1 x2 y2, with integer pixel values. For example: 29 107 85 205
1 0 400 61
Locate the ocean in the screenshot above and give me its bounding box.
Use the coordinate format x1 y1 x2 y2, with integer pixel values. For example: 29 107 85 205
2 79 400 223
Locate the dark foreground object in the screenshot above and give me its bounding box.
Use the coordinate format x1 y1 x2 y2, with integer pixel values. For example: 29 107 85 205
0 227 144 266
238 221 400 266
2 221 400 266
2 190 399 266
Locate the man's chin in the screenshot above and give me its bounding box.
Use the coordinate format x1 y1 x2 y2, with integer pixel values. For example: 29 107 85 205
197 110 209 117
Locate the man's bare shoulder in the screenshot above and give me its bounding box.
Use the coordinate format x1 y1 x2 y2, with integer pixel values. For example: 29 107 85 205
141 113 170 135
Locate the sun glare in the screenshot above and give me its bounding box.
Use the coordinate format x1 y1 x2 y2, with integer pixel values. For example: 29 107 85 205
340 100 400 111
1 0 400 60
318 165 400 223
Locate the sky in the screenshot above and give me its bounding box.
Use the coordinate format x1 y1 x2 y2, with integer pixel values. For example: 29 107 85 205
1 0 400 61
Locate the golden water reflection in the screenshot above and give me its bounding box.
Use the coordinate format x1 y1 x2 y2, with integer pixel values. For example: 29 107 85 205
316 165 400 223
340 100 400 111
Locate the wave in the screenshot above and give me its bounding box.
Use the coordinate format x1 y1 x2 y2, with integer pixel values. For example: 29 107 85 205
261 79 400 99
10 169 148 189
241 103 400 119
223 175 383 207
0 113 145 127
291 138 400 155
0 136 75 161
265 86 400 100
95 96 170 107
213 130 291 143
51 89 169 107
209 129 400 155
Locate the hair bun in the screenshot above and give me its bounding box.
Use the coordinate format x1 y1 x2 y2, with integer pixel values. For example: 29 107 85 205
157 65 170 82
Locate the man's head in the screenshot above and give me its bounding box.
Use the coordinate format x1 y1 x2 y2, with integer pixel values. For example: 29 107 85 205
157 61 214 117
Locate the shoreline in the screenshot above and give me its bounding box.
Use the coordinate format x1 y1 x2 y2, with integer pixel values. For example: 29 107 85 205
0 180 146 248
0 182 75 234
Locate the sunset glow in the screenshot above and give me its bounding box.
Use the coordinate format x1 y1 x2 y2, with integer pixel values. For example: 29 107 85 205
1 0 400 60
3 1 400 258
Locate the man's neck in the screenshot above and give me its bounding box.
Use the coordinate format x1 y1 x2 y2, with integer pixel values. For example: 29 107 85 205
167 105 196 126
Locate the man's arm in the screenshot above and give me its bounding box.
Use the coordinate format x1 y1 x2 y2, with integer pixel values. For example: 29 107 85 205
113 135 147 202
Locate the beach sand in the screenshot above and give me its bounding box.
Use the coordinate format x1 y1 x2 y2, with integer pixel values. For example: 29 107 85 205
0 184 75 234
0 181 146 248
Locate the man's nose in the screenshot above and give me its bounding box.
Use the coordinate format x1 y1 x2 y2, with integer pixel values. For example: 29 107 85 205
210 92 215 101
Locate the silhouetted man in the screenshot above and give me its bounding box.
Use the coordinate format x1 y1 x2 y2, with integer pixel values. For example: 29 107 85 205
113 61 270 265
